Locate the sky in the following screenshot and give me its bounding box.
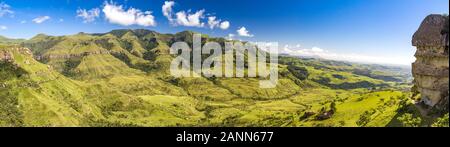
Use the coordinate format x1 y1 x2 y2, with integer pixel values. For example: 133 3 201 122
0 0 448 65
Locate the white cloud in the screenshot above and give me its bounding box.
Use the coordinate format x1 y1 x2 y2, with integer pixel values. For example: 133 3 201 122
20 20 26 24
162 1 175 22
59 19 64 22
102 1 156 27
163 1 229 29
237 27 253 37
32 16 51 24
282 45 414 65
207 16 220 29
219 21 230 30
175 10 205 27
207 16 230 30
163 1 204 27
77 8 100 23
311 47 324 52
0 2 13 17
0 25 7 30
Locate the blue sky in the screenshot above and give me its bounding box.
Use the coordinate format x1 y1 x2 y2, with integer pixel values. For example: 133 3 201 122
0 0 448 65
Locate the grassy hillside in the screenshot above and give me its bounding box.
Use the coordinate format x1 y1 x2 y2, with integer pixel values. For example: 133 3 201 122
1 45 102 126
1 29 444 127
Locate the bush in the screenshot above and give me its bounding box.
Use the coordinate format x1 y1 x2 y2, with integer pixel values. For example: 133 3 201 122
330 102 337 113
287 65 309 80
357 111 374 127
397 113 421 127
432 114 449 127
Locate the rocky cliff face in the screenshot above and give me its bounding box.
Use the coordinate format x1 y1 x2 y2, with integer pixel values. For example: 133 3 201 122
412 14 449 112
1 46 34 62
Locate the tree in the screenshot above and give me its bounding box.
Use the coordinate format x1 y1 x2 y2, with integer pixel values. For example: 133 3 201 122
397 113 421 127
357 111 373 127
287 65 309 80
330 102 337 113
432 114 449 127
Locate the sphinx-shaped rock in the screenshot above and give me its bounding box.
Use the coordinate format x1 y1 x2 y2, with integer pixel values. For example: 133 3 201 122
412 14 449 112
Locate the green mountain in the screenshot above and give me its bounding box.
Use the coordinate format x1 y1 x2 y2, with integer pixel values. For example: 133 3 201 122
1 29 440 127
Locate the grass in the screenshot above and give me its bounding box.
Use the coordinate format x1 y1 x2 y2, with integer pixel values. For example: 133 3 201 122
106 95 205 127
299 90 404 127
74 54 144 80
177 77 236 101
106 75 187 96
217 78 301 100
1 45 104 126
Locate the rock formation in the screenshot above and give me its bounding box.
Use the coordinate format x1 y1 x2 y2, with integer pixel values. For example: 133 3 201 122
0 50 14 62
1 47 32 63
412 14 449 112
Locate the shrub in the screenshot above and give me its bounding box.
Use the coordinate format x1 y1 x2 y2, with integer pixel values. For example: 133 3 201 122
397 113 421 127
357 111 373 127
287 65 309 80
330 102 337 113
432 114 449 127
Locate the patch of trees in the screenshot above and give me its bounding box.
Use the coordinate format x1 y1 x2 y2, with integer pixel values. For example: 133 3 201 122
94 39 114 49
119 40 133 52
300 111 316 121
62 59 82 76
332 74 345 80
315 102 337 121
313 77 388 90
0 62 28 80
22 36 62 55
0 90 23 126
352 69 402 82
85 117 142 127
432 114 449 127
143 49 158 61
0 61 27 126
356 110 375 126
111 52 156 72
287 65 309 80
370 75 402 82
397 113 422 127
318 102 336 120
335 81 387 89
163 76 181 86
357 94 403 126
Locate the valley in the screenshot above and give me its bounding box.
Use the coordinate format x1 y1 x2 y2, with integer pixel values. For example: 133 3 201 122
0 29 437 127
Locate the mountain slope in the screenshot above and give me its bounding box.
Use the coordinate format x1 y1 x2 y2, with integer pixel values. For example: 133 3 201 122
1 45 102 126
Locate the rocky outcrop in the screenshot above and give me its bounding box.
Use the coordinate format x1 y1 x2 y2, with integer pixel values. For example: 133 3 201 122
0 50 14 62
36 50 111 61
1 47 34 62
412 14 449 112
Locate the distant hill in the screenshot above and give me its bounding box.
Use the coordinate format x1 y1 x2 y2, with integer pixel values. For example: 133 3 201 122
0 35 25 44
